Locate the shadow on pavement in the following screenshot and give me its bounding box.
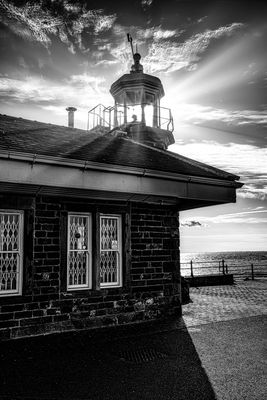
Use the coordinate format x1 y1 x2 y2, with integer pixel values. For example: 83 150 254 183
0 319 216 400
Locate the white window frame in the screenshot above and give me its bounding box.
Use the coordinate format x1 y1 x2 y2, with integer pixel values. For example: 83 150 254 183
0 210 24 297
100 214 122 288
67 213 92 291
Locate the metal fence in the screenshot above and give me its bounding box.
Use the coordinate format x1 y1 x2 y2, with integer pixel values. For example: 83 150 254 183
87 103 174 132
181 259 267 281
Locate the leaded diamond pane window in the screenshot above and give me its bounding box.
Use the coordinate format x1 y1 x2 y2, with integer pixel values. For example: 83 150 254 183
0 210 23 296
67 214 92 290
100 215 122 288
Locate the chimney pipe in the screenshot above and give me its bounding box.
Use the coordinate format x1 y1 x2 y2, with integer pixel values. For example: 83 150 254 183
66 107 77 128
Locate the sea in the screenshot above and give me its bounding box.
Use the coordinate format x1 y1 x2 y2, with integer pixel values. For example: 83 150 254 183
180 251 267 278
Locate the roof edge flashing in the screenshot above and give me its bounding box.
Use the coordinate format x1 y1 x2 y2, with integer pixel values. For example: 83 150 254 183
0 149 243 189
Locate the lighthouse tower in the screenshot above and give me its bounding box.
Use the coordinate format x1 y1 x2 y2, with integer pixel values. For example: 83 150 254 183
88 34 175 150
109 34 175 149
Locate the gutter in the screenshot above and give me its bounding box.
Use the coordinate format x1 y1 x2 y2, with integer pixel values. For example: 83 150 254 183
0 149 242 189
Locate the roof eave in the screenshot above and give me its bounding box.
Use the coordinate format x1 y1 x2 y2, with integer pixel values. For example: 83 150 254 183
0 149 242 189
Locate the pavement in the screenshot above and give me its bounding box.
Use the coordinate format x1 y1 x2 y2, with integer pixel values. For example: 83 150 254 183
0 279 266 400
183 279 267 327
183 280 267 400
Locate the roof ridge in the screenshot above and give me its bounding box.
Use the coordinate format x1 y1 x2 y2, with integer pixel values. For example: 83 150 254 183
0 113 88 133
119 136 239 181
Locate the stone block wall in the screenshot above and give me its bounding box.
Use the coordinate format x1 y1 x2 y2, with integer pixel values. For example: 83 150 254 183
130 203 180 298
0 195 181 340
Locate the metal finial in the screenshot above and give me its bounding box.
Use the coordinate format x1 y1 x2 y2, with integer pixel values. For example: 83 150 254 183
127 33 134 58
127 33 143 74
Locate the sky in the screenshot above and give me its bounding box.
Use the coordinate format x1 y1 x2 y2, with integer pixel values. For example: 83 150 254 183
0 0 266 253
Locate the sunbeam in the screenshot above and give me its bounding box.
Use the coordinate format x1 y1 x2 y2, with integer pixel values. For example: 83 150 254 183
163 23 267 130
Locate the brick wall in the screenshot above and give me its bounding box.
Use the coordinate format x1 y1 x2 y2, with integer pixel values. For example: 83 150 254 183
0 196 181 340
130 203 180 299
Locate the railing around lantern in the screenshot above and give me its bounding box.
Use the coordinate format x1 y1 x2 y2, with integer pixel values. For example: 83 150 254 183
87 104 116 132
157 106 174 132
87 103 174 133
181 259 267 281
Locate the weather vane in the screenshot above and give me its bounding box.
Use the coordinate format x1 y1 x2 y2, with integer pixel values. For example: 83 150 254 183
127 33 134 57
127 33 143 73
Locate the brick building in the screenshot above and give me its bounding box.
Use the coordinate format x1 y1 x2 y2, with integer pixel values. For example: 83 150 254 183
0 52 242 340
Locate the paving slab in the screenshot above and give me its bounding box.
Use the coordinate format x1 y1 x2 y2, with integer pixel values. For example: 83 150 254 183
183 279 267 327
183 279 267 400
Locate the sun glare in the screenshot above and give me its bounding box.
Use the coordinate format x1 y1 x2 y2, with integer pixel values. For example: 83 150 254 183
162 27 264 129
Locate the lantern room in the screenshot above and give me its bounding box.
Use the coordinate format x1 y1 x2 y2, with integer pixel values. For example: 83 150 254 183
88 34 175 149
110 52 165 129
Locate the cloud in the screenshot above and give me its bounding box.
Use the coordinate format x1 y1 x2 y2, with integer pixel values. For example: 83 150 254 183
182 209 267 226
94 13 116 34
208 210 267 224
108 21 243 75
135 26 180 41
197 16 208 24
109 39 132 74
143 23 244 73
0 74 110 110
93 59 119 67
171 103 267 127
238 184 267 201
108 25 184 74
70 73 105 87
141 0 154 10
0 0 57 46
171 141 267 200
18 56 28 69
0 0 117 53
0 75 57 102
181 220 204 228
153 28 180 40
215 209 267 223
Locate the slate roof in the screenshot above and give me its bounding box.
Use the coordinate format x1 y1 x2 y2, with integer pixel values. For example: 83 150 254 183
0 114 239 182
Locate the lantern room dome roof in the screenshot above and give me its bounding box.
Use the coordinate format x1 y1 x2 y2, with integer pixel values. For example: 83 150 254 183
110 72 165 102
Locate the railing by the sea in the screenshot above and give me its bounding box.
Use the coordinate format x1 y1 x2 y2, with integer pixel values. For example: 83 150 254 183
181 259 267 281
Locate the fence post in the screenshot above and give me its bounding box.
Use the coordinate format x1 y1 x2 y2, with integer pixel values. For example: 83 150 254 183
251 263 254 280
222 259 225 275
190 260 194 278
225 264 228 274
